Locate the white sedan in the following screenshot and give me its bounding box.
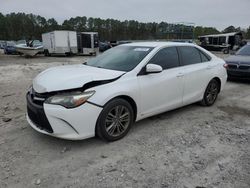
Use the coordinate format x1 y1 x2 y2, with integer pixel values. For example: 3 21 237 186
26 42 227 141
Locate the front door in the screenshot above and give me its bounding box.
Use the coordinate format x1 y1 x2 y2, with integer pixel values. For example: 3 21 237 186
138 47 184 118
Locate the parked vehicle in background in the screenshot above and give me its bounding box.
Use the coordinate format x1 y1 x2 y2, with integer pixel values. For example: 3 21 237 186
171 39 195 44
0 40 6 49
16 40 27 46
26 42 227 141
31 40 43 54
199 32 245 54
109 41 119 47
104 40 132 49
225 43 250 80
15 40 43 57
99 41 111 52
42 31 77 56
4 41 17 55
117 41 132 45
77 32 99 55
31 40 43 47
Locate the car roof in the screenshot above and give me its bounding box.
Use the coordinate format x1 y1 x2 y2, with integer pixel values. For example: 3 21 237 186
122 41 196 48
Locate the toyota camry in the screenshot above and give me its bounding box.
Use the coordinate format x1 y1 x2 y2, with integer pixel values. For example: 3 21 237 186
26 42 227 141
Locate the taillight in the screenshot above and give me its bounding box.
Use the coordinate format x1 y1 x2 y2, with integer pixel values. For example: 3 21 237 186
223 63 228 69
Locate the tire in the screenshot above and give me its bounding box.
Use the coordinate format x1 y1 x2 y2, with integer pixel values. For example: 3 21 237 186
96 98 134 142
44 50 50 57
200 79 220 106
65 52 73 57
222 48 229 54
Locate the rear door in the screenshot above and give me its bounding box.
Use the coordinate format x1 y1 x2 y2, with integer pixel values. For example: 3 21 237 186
138 47 184 117
178 46 213 105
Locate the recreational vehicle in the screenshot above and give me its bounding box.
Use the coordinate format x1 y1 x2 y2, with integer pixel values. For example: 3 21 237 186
77 32 99 55
42 31 77 56
199 32 244 53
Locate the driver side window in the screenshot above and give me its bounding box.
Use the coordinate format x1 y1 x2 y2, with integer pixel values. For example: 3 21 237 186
148 47 180 70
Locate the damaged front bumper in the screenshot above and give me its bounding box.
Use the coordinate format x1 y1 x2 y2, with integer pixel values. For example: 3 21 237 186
26 90 103 140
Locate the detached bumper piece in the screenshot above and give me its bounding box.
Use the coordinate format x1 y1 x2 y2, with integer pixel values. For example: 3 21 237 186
26 91 53 133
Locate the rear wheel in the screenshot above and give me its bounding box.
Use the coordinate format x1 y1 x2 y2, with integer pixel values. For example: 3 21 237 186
44 50 50 56
222 47 229 54
200 79 220 106
96 98 134 141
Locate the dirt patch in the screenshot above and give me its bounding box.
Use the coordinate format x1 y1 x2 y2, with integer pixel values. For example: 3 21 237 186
218 105 250 117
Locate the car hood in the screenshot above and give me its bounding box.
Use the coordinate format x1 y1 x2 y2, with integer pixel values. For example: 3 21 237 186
33 64 125 93
225 55 250 64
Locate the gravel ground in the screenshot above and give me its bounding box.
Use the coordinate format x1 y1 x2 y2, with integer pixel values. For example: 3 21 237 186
0 53 250 188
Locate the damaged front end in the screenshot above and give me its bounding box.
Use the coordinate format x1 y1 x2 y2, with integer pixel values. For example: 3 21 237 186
26 76 123 134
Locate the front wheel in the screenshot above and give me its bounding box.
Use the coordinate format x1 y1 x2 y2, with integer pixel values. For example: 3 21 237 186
96 98 134 142
200 79 220 106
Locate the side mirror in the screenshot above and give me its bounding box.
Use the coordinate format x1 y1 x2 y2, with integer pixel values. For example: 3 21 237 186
146 64 163 74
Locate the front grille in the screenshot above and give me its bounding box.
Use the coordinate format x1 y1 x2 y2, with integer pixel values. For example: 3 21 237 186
27 106 39 125
228 63 250 70
239 65 250 70
27 91 53 133
228 64 238 69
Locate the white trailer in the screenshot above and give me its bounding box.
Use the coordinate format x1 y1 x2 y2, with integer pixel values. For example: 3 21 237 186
42 30 77 56
77 32 99 55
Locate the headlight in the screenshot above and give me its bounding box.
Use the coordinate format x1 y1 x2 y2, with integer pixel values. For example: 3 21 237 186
45 91 95 108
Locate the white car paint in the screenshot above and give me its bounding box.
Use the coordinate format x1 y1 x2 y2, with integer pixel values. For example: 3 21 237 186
27 102 102 140
33 64 125 93
138 66 183 117
27 42 227 140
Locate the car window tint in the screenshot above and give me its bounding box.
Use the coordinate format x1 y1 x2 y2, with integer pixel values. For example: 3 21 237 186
179 46 202 65
148 47 179 69
200 51 210 62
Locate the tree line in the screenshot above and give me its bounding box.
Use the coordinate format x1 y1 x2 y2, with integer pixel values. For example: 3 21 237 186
0 12 250 41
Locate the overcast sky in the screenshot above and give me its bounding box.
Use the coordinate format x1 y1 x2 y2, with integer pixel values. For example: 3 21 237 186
0 0 249 31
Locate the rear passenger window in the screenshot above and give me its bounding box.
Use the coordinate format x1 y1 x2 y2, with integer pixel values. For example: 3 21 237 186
148 47 179 69
179 46 202 65
200 51 210 62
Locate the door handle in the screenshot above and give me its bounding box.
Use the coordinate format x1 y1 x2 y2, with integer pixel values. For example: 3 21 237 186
176 73 184 78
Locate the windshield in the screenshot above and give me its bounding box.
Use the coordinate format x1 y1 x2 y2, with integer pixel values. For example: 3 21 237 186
32 40 42 47
236 45 250 56
86 45 153 71
16 40 26 45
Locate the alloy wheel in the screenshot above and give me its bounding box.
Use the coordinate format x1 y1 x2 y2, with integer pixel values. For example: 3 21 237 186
105 105 131 137
206 81 219 104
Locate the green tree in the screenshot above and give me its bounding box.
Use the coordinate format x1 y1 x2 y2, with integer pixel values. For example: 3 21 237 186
222 26 236 33
194 26 220 38
246 26 250 39
0 13 7 39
